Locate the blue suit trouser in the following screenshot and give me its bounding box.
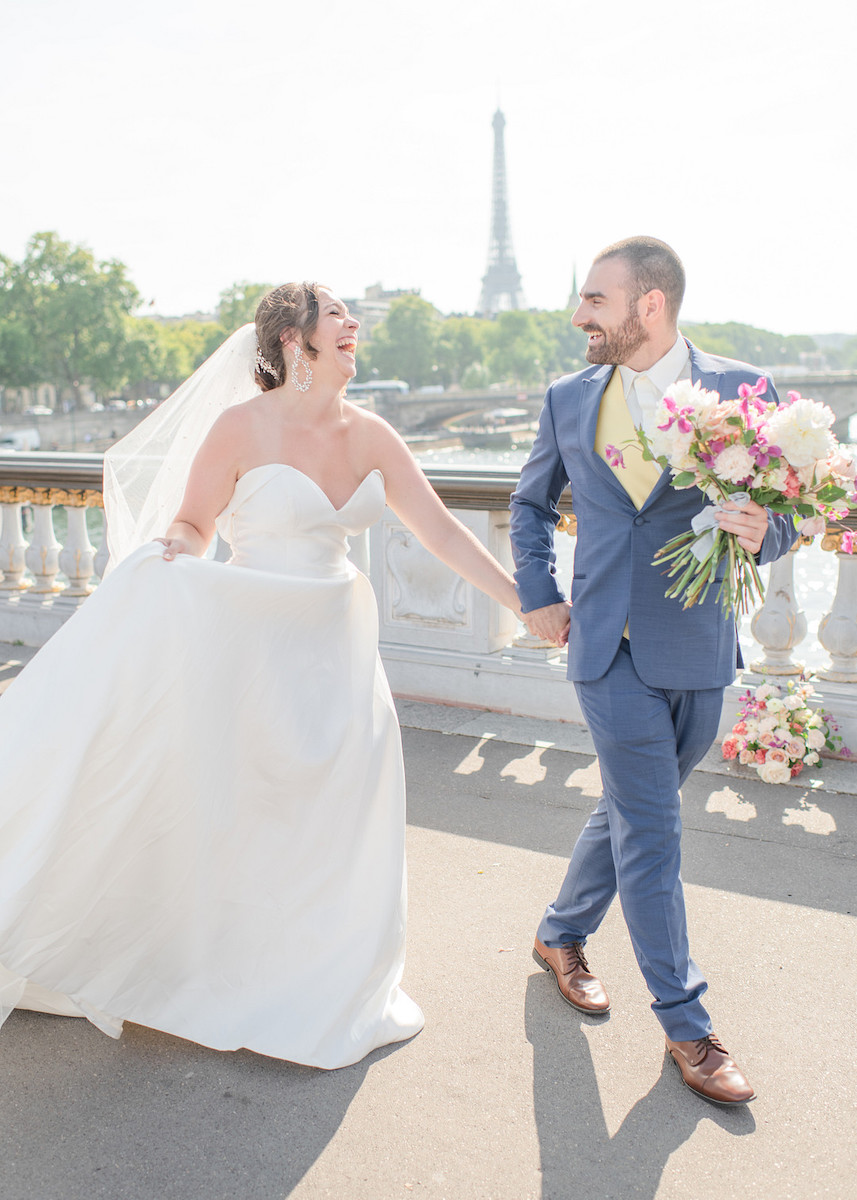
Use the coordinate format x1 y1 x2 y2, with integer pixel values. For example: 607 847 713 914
537 639 724 1040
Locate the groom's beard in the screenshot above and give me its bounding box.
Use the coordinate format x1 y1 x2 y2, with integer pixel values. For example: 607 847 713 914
583 306 649 365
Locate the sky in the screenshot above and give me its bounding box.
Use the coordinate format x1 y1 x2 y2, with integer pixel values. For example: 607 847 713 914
3 0 854 335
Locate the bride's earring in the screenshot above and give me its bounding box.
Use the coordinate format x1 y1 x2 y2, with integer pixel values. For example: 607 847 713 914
292 345 312 393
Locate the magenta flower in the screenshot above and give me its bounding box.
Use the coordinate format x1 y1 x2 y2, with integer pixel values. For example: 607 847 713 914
738 377 768 400
604 444 625 469
841 530 855 554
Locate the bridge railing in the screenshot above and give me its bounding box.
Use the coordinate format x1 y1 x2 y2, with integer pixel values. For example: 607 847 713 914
0 453 854 751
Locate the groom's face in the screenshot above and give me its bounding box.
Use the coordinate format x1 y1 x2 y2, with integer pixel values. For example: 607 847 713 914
573 257 649 365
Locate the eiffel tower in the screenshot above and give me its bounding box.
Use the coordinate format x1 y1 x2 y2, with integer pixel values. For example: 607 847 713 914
479 109 525 316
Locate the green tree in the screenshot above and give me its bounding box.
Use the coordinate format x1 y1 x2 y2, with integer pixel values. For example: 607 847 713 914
121 317 222 396
534 310 589 379
682 322 817 367
364 295 441 388
0 232 142 403
485 310 551 387
435 316 488 387
217 281 273 335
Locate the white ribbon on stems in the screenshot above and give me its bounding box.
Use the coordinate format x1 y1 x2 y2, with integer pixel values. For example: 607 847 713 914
689 491 751 562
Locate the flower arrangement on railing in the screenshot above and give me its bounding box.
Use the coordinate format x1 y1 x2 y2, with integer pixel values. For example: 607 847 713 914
722 679 851 783
608 380 857 618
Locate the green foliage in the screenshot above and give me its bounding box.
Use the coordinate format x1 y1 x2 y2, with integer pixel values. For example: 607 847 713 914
533 310 589 379
435 317 487 387
364 295 442 388
834 334 857 370
485 310 551 387
0 232 141 398
217 281 273 335
124 317 222 391
681 321 817 367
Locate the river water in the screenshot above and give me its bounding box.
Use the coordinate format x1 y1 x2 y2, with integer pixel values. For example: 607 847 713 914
414 442 838 673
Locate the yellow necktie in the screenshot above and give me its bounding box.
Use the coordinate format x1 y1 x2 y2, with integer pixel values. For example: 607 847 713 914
594 368 663 511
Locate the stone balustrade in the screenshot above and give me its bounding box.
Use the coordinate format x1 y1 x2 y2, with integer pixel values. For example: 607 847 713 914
1 452 855 752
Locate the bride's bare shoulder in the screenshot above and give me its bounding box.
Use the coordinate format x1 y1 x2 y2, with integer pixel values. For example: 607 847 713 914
345 402 403 444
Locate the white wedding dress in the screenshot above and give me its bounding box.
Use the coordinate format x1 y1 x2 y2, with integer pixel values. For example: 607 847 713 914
0 464 424 1069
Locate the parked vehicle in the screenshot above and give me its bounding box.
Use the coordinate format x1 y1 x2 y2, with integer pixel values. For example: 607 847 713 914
0 428 41 451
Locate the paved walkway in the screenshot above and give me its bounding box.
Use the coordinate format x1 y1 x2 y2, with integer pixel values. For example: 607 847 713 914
0 645 855 1199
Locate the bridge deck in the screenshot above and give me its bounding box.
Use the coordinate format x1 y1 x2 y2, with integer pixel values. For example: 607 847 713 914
0 646 855 1199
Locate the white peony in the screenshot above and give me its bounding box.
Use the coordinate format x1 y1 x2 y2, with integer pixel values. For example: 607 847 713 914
650 421 695 470
783 695 803 710
712 443 755 484
805 728 826 750
803 751 820 765
765 397 836 468
767 697 785 713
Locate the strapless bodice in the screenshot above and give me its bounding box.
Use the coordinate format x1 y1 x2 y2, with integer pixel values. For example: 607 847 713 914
215 465 385 578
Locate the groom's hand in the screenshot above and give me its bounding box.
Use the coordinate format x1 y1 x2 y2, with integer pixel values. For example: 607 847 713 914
523 601 571 647
715 498 769 556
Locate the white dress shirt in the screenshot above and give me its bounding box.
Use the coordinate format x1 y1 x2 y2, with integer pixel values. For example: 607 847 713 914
618 334 691 436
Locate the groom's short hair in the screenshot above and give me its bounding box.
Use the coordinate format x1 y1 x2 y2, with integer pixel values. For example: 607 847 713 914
595 236 686 323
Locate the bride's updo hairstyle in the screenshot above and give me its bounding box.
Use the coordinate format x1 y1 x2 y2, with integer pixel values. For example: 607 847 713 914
254 282 323 392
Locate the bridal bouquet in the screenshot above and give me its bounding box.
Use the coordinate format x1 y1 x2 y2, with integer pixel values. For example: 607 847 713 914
631 378 857 617
722 679 850 783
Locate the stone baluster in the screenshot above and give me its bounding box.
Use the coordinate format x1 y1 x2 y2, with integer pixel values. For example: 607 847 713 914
58 505 97 598
748 542 807 676
0 502 32 592
816 534 857 683
24 503 63 593
93 527 110 580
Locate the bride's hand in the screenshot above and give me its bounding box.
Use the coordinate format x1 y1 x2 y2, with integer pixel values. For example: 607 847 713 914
156 537 191 561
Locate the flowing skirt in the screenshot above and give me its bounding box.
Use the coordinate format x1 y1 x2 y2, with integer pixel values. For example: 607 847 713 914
0 545 423 1068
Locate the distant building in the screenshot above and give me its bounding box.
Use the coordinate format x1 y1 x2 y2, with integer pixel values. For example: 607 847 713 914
342 284 421 340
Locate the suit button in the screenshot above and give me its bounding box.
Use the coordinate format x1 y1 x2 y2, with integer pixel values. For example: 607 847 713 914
633 515 646 526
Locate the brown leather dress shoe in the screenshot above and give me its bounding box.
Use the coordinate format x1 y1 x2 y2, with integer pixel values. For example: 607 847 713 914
532 937 610 1014
666 1034 756 1105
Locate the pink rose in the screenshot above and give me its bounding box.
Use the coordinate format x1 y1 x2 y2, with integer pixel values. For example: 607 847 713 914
755 749 766 764
739 749 755 765
733 721 747 735
783 468 802 499
722 738 739 760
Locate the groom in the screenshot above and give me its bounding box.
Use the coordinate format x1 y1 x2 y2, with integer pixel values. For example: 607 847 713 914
509 236 796 1105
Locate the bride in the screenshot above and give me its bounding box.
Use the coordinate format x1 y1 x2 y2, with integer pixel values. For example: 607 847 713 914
0 282 521 1070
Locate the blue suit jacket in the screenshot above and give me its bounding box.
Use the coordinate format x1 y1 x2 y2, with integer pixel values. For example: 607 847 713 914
509 342 798 690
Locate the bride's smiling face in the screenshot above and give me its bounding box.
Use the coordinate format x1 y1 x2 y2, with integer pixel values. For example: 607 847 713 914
309 289 360 380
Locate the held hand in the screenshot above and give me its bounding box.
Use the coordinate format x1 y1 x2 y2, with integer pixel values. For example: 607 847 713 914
715 498 769 556
156 537 191 561
522 601 571 647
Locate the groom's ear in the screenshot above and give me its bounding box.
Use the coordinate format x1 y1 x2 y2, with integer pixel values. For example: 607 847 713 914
640 288 667 325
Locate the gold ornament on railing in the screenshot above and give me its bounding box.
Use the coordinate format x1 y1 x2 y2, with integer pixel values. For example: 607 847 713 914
822 528 852 553
0 486 104 509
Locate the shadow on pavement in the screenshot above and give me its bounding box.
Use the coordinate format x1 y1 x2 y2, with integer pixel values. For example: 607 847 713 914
524 976 755 1200
403 727 857 918
0 1010 384 1200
